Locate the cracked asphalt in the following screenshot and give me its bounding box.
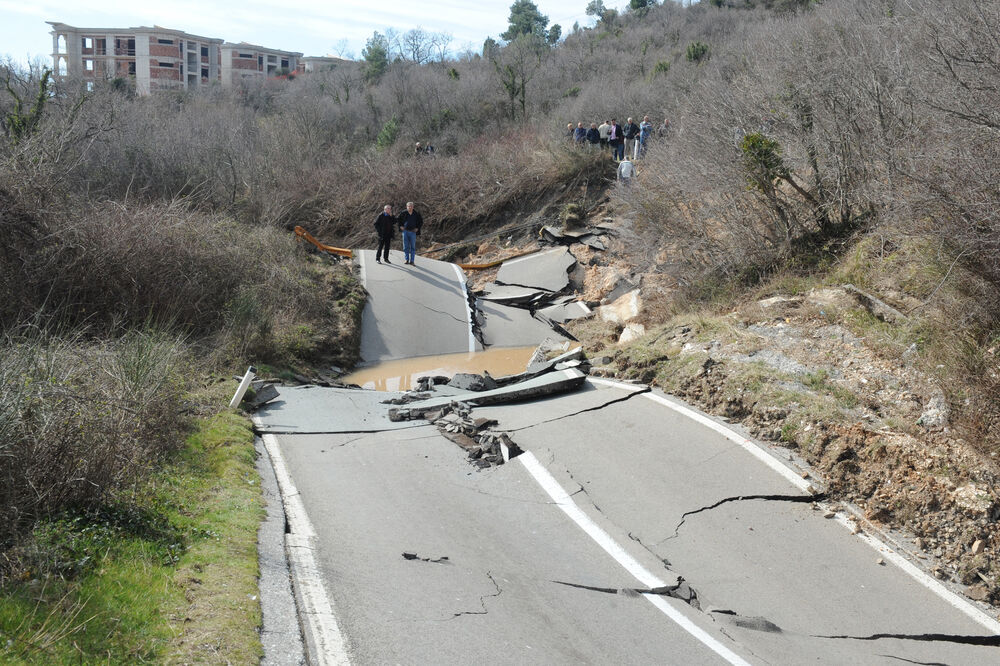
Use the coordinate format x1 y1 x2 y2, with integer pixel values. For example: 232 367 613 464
261 251 1000 664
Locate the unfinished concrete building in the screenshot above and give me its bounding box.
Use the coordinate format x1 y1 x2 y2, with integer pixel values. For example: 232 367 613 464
220 42 301 86
48 22 223 94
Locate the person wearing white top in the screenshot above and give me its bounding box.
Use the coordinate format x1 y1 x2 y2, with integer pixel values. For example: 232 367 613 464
617 156 636 185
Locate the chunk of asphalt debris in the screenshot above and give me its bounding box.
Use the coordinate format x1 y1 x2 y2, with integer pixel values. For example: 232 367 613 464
479 283 553 306
401 552 450 564
244 383 280 410
496 247 577 293
405 368 587 412
381 391 433 405
536 300 593 324
447 372 499 392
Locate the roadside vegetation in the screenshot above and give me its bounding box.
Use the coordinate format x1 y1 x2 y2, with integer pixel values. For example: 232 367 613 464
2 0 1000 656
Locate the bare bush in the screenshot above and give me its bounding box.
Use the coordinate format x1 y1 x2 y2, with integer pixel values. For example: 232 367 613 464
0 330 185 547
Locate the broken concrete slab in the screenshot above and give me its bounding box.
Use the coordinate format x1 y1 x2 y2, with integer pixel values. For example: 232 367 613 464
540 226 593 244
479 283 552 306
402 368 588 412
245 383 280 410
537 300 592 324
580 236 606 251
447 373 499 392
478 300 572 348
488 346 585 387
496 247 577 293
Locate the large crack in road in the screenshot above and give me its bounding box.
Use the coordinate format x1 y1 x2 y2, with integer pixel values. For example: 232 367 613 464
660 492 828 542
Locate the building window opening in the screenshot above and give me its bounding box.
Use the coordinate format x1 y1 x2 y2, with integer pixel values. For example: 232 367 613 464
84 59 94 71
201 46 208 57
86 81 94 91
57 35 67 54
201 67 208 78
58 58 67 76
281 58 288 68
128 61 136 75
157 38 174 45
258 55 263 70
159 61 173 67
238 52 252 59
82 37 92 49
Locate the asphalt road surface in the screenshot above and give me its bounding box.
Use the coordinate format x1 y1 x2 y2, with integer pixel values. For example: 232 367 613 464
254 251 1000 664
356 249 480 363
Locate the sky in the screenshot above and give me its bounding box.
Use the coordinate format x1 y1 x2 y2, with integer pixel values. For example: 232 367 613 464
0 0 615 66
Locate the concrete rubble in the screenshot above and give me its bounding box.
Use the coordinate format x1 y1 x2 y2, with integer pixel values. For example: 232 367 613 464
244 381 280 410
386 344 593 467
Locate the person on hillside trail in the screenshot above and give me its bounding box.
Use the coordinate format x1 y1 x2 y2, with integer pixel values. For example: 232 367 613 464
608 119 624 161
623 117 641 160
638 115 653 158
598 119 611 150
574 122 587 144
586 122 600 148
617 155 636 186
398 201 423 265
374 204 396 264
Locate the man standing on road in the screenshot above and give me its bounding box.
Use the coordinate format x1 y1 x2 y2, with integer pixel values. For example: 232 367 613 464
624 117 641 160
398 201 423 266
374 204 395 264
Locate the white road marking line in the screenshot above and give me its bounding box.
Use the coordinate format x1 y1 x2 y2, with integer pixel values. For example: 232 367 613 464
588 379 1000 634
356 250 367 289
832 513 1000 633
259 431 350 665
589 377 810 492
450 262 477 353
518 451 751 666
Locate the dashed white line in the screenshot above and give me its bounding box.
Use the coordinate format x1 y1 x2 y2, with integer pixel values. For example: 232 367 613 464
518 451 751 666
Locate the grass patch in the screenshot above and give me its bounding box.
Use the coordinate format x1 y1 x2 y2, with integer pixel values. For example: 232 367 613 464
0 381 263 663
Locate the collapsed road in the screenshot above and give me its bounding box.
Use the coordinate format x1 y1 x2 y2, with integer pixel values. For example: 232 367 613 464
250 246 1000 665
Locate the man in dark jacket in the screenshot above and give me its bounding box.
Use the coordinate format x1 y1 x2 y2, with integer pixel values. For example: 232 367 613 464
586 122 600 148
374 204 395 264
398 201 423 265
623 117 641 160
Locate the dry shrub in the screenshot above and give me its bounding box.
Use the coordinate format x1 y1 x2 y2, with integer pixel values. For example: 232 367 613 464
298 134 608 247
0 330 186 547
1 198 310 336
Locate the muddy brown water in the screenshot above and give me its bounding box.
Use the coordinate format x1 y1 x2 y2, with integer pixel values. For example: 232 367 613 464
342 346 541 391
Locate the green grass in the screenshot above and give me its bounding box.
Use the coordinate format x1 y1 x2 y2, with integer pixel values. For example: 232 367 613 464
0 383 263 664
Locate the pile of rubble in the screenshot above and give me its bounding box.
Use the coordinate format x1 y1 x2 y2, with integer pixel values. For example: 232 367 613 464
386 347 589 468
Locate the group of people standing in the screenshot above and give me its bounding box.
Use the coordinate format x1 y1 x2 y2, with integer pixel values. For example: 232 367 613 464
374 202 424 265
568 115 668 162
